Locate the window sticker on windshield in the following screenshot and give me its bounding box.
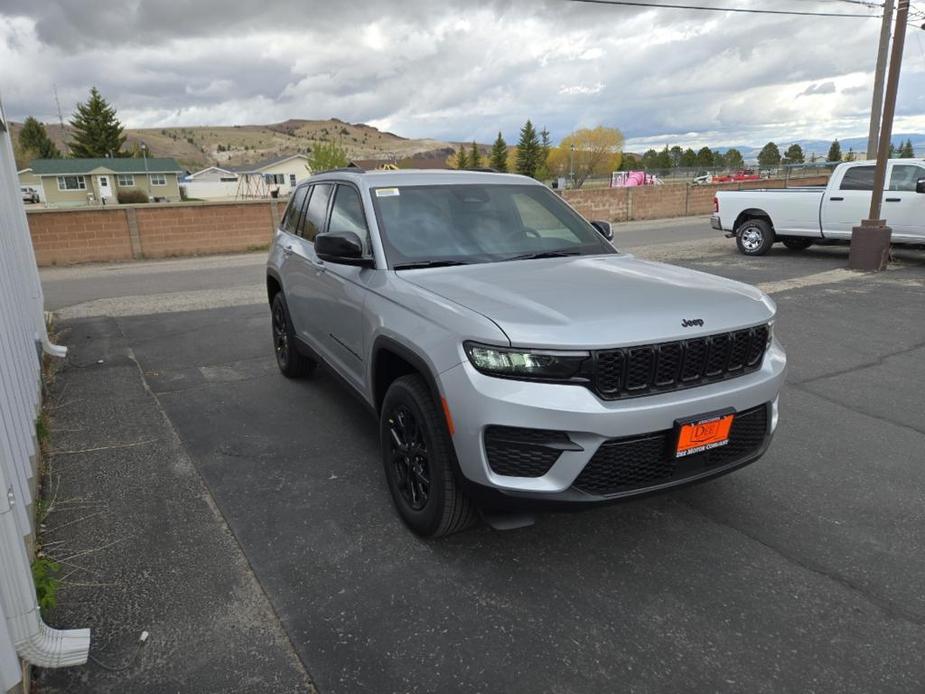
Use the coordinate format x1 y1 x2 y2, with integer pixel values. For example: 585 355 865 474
375 188 400 198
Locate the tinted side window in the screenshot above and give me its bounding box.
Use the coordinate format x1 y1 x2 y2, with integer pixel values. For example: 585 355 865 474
329 185 369 238
299 183 333 242
281 186 309 233
840 166 875 191
888 165 925 192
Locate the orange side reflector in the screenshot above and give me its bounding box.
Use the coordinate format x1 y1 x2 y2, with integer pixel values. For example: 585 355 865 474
441 396 455 436
676 414 734 458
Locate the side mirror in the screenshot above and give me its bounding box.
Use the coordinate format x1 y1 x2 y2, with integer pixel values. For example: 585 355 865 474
916 178 925 194
591 220 614 241
315 231 374 267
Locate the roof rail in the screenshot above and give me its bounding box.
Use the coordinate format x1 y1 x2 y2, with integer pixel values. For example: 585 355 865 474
320 167 365 174
464 167 499 173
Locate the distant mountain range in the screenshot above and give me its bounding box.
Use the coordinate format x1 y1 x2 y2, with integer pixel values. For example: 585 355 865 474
715 134 924 162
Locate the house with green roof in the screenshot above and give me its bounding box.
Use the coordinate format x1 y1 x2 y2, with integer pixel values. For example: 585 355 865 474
21 157 185 207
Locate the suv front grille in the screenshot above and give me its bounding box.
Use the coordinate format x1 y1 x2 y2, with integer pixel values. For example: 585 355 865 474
592 325 769 400
484 426 575 478
572 404 769 497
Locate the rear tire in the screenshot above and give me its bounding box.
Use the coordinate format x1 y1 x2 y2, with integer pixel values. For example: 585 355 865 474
735 218 775 256
782 237 813 251
271 293 316 378
380 374 477 538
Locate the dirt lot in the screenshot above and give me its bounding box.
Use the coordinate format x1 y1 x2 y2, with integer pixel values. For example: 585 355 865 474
37 219 925 693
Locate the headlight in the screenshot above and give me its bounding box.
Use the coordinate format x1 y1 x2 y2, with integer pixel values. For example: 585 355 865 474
464 342 590 381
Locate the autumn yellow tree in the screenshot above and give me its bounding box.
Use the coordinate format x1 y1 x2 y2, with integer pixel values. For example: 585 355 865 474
548 126 624 188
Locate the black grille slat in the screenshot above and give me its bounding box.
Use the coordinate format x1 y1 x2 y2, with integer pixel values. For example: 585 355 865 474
573 405 769 496
654 343 683 387
728 330 751 371
747 325 769 366
595 351 624 394
591 325 770 400
705 334 731 377
681 339 708 381
625 348 655 391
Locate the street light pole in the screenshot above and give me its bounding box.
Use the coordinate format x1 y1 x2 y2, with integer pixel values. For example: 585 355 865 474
866 0 895 159
848 0 910 272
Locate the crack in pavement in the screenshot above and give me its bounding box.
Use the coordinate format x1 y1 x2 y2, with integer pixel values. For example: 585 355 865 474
679 499 925 628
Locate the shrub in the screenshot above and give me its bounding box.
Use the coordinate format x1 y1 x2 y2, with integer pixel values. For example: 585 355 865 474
117 189 148 204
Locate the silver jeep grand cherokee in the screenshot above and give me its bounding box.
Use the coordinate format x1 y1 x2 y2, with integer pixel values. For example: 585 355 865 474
266 169 785 537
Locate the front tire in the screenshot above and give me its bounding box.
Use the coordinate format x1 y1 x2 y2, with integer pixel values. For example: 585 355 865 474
735 218 775 256
782 237 813 251
380 375 477 538
271 293 316 378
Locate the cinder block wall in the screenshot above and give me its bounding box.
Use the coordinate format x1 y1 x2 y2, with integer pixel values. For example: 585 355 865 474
27 200 280 266
562 175 830 223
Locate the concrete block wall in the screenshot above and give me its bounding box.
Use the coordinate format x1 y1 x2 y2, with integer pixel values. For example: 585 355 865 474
26 200 281 266
562 175 830 223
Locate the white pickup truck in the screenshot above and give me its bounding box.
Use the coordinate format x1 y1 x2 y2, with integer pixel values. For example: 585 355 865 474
712 159 925 255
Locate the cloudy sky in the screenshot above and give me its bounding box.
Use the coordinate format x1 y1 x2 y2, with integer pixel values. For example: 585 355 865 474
1 0 924 149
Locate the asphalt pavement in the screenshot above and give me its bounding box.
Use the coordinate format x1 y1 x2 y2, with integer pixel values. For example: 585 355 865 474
37 217 925 693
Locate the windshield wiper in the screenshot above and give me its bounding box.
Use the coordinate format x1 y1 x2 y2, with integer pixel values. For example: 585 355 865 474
503 250 581 262
393 260 472 270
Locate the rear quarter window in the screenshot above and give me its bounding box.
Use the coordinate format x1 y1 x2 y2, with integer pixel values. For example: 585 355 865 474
839 166 875 191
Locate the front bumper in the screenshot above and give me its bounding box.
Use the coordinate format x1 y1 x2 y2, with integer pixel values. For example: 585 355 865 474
438 339 785 504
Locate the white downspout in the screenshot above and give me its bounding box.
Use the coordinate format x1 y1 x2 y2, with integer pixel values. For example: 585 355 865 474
0 481 90 668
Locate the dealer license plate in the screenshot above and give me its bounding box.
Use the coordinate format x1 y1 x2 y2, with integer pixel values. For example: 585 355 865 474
675 413 734 458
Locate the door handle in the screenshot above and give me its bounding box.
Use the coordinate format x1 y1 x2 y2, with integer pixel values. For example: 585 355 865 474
885 198 901 203
283 244 294 256
829 197 844 201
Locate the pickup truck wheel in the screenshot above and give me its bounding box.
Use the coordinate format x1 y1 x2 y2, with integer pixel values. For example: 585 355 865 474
782 238 813 251
271 293 316 378
380 375 477 538
735 219 775 256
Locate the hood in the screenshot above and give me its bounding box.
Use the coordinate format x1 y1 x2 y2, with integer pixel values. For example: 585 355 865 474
398 255 774 349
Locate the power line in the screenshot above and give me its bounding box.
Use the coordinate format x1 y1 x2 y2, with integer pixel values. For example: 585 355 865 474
564 0 881 17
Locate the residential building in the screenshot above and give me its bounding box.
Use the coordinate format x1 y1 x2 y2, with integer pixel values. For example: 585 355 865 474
182 154 310 200
21 158 184 207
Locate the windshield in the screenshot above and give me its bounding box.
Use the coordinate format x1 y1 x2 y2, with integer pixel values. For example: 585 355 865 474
370 183 615 268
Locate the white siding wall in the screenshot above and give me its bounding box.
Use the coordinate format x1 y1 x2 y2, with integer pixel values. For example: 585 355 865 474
182 180 241 200
0 115 89 692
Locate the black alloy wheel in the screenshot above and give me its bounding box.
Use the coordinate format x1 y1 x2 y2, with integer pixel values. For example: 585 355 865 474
386 404 431 511
270 293 316 378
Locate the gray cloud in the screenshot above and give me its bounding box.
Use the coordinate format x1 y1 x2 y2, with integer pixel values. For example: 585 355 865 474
1 0 922 147
799 81 837 97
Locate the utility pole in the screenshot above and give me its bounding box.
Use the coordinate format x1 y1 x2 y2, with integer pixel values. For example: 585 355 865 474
849 0 910 272
866 0 895 159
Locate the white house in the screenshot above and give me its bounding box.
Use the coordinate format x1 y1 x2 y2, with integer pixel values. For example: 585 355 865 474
182 154 311 200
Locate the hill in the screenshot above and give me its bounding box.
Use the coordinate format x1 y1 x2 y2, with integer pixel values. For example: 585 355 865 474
10 118 459 171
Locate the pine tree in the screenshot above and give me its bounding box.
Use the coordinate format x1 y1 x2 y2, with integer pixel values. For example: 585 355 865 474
469 141 481 169
845 148 856 162
515 120 542 178
888 142 897 158
900 138 915 158
757 142 781 168
18 117 61 159
489 132 508 172
784 143 804 164
826 139 842 163
68 87 127 158
455 146 469 170
537 127 552 180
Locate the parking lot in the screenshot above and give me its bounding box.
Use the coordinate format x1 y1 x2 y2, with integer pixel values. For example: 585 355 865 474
39 218 925 693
